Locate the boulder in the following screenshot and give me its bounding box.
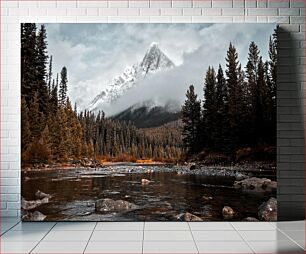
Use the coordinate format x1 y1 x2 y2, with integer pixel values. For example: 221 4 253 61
234 177 277 192
258 197 277 221
202 195 213 201
21 197 49 211
35 190 52 199
222 206 234 220
176 212 203 222
141 179 151 185
22 211 46 221
95 198 139 213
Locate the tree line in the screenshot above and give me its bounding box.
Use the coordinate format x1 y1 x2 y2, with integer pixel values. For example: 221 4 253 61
181 32 277 157
21 23 182 165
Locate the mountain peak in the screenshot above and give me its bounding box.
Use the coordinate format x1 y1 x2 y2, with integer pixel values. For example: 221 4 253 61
88 42 175 113
140 43 174 73
150 41 158 48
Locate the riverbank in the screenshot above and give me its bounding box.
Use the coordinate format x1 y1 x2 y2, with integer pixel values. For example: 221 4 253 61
22 161 276 183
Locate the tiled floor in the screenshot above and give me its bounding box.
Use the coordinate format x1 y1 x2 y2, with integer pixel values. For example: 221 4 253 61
0 218 304 253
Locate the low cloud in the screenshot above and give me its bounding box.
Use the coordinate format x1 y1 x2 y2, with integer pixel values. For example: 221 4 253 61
43 23 275 113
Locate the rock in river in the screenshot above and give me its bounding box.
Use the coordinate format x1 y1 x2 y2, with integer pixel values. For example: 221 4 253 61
222 206 234 220
234 177 277 192
35 190 52 199
22 211 46 221
141 179 151 185
21 197 49 210
202 195 213 201
258 197 277 221
95 198 139 213
176 212 203 221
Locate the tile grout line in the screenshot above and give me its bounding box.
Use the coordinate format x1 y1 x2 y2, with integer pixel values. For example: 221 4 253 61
187 222 200 254
276 227 306 251
83 222 97 254
29 222 57 254
0 220 21 236
230 222 256 254
142 221 145 254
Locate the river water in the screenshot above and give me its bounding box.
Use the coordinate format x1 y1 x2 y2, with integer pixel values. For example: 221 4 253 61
21 165 276 221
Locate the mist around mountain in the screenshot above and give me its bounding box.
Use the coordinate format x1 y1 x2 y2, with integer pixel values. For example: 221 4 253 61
88 43 176 115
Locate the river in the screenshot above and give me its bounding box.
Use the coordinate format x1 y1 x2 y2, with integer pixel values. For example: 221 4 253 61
21 165 276 221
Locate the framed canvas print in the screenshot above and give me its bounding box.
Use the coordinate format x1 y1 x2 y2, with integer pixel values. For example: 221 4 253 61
21 23 277 221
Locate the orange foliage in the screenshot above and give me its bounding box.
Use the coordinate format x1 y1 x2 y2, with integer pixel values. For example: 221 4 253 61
136 159 154 164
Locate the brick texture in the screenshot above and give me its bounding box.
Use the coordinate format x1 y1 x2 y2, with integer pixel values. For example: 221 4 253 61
0 0 305 220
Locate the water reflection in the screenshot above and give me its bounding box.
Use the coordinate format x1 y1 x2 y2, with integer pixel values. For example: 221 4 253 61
22 168 275 221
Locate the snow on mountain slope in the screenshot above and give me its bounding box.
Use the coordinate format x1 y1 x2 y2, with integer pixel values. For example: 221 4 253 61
87 43 174 112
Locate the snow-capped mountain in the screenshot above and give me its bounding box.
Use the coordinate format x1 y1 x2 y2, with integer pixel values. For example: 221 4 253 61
87 42 174 112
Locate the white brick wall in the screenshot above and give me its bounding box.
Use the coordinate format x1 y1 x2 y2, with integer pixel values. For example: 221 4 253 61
0 0 305 218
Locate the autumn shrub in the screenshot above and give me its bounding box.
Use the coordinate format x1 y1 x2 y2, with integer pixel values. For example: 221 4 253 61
23 139 51 164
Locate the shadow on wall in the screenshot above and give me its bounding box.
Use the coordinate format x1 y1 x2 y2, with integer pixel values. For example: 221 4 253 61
277 26 305 221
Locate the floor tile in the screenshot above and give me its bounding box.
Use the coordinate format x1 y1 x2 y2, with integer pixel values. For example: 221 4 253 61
281 230 305 249
0 241 37 253
32 241 87 253
276 221 305 231
231 222 276 231
11 222 55 231
239 230 291 241
52 222 96 231
192 230 243 241
197 241 254 253
95 222 144 231
144 230 193 241
143 241 198 253
189 222 234 231
85 241 143 253
248 240 305 253
1 221 21 234
42 230 92 242
90 230 143 241
0 230 47 242
145 222 190 231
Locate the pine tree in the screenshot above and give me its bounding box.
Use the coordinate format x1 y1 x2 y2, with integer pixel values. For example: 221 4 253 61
36 25 48 83
47 55 53 95
181 85 202 155
215 64 228 151
21 97 31 151
36 25 49 115
246 42 260 144
237 64 250 146
256 57 268 145
203 66 216 149
57 107 69 161
50 83 58 115
264 60 275 144
88 139 95 158
225 43 243 151
59 67 68 106
21 23 38 103
39 124 52 160
29 92 42 139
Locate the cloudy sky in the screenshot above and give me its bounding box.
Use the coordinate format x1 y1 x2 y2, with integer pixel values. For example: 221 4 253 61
42 23 276 114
